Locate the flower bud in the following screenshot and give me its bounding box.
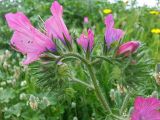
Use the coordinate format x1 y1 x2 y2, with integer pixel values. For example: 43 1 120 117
117 41 140 56
84 17 89 24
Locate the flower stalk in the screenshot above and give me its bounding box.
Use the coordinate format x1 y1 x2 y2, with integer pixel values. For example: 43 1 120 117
57 52 112 113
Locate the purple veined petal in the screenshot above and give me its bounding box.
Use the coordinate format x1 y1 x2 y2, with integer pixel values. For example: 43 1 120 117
6 12 56 65
117 41 140 55
23 53 40 65
77 29 94 52
88 29 94 51
77 33 88 51
105 14 114 28
5 12 31 31
45 1 71 44
104 14 125 48
131 97 160 120
51 1 63 17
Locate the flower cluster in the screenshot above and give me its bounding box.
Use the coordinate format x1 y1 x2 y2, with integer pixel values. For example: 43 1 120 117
5 1 149 119
6 1 140 65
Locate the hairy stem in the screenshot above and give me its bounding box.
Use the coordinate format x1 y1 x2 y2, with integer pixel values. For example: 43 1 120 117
120 93 131 115
71 77 94 90
57 52 112 113
87 64 112 113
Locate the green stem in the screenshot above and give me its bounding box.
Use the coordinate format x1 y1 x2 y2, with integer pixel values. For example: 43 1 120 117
57 52 112 113
91 56 113 65
87 64 112 113
120 93 131 115
71 77 94 90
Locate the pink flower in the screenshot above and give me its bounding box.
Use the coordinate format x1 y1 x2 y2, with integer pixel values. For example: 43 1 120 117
131 97 160 120
105 14 124 48
84 17 89 23
44 1 71 44
77 29 94 52
117 41 140 56
5 12 56 65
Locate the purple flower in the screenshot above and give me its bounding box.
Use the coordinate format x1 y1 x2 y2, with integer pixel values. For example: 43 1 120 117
5 12 56 65
45 1 71 44
131 97 160 120
117 41 140 56
105 14 124 48
77 29 94 52
84 17 89 23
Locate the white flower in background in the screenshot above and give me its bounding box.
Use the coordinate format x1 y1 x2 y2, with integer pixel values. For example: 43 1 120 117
4 50 11 58
73 116 78 120
3 61 8 69
0 87 3 91
29 95 38 110
71 102 76 108
0 81 6 86
20 80 27 87
20 93 27 100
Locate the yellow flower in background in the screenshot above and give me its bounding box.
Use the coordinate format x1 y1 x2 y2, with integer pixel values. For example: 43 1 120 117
151 29 160 34
149 10 160 15
103 9 112 14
